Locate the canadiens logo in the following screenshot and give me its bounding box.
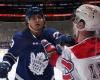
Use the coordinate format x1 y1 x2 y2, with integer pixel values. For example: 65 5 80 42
28 52 49 75
62 58 74 80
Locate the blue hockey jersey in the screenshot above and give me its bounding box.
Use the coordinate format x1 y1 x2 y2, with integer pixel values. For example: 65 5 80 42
3 27 76 80
3 28 62 80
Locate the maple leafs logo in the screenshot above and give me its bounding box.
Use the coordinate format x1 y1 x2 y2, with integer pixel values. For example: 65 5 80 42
28 52 49 75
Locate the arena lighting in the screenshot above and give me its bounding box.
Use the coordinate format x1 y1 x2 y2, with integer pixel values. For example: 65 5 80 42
0 13 72 17
46 13 72 17
87 1 100 4
0 14 25 17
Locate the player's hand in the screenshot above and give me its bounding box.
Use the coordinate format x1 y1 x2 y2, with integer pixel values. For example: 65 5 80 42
41 39 56 57
56 34 76 47
41 39 60 67
0 62 10 78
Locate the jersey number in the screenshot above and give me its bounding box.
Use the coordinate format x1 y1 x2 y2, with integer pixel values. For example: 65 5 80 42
88 62 100 79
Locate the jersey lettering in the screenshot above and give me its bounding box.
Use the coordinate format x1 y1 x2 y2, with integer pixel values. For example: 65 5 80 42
88 63 100 80
62 58 74 80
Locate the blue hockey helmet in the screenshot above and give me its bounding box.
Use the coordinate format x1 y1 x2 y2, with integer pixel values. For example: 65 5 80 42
25 6 44 19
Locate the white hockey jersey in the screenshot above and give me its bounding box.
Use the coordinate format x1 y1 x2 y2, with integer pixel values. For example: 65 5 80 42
59 37 100 80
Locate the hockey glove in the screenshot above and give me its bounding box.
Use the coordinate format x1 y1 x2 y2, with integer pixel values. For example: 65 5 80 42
0 62 11 78
41 39 60 67
56 34 76 53
56 34 76 47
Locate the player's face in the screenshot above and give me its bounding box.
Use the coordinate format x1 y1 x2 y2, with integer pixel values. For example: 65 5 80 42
73 23 79 37
28 14 45 36
71 14 79 37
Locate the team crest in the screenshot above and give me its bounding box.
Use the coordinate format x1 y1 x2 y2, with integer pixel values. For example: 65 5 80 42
28 52 49 75
62 58 74 80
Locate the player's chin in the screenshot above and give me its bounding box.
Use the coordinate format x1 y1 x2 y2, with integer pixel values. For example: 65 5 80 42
37 27 44 32
35 30 43 36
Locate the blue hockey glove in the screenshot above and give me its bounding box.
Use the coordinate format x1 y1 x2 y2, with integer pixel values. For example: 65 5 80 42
0 62 11 78
57 34 76 47
56 34 76 53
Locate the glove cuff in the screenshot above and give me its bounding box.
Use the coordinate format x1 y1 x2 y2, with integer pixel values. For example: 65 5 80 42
2 61 11 72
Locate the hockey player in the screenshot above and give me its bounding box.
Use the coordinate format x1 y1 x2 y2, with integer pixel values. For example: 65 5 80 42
42 4 100 80
60 4 100 80
0 7 76 80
